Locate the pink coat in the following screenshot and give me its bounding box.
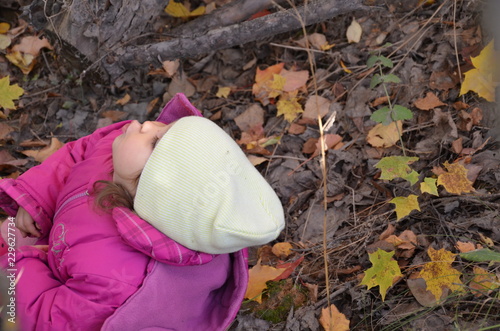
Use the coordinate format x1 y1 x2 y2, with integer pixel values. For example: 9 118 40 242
0 94 248 330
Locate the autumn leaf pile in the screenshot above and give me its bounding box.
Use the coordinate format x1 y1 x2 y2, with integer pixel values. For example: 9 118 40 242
1 1 499 330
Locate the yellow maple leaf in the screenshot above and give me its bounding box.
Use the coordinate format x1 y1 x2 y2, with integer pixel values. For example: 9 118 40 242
244 259 287 303
437 161 474 194
319 304 350 331
366 121 402 148
0 76 24 109
164 1 205 18
390 194 420 221
420 177 439 196
419 247 464 301
360 249 402 301
276 93 303 123
460 40 498 102
216 86 231 98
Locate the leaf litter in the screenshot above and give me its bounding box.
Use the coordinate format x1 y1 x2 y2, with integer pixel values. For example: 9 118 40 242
1 0 499 330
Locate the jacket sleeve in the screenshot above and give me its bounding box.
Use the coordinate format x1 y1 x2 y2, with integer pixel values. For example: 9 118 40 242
0 121 128 239
9 247 138 331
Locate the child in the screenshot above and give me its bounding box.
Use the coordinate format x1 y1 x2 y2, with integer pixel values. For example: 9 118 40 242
0 93 285 331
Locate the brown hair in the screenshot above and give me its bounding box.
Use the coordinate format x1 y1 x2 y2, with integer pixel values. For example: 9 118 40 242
93 180 135 210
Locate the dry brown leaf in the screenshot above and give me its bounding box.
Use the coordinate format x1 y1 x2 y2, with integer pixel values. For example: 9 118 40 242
366 121 403 148
303 95 331 120
234 104 264 132
379 224 396 240
12 35 53 57
346 18 362 43
451 137 463 154
469 266 500 297
414 92 446 111
288 123 306 135
319 304 350 331
22 137 64 163
162 60 180 77
101 110 128 122
437 161 475 194
116 94 131 106
281 68 309 92
0 122 15 140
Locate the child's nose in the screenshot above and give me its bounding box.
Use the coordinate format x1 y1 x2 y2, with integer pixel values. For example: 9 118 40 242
141 121 155 132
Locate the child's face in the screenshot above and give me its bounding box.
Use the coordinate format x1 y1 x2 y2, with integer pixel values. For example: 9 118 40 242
112 120 174 196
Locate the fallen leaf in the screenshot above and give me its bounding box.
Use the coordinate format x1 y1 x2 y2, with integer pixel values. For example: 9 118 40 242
100 110 128 122
374 156 419 185
252 63 285 105
275 255 304 280
12 35 53 57
162 60 180 77
281 68 309 92
379 224 396 240
288 123 306 134
116 93 131 106
22 138 64 163
295 33 334 50
460 40 498 102
0 22 9 33
0 34 11 50
247 155 268 166
419 247 464 301
360 249 402 301
319 304 350 331
234 104 264 132
216 86 231 98
407 273 448 307
366 121 403 148
5 51 35 75
420 177 439 196
245 259 287 303
455 241 478 253
437 161 475 194
0 76 24 109
469 266 500 297
276 94 303 123
272 242 293 258
390 195 420 221
164 1 205 17
414 92 446 110
346 18 362 43
303 95 331 120
310 134 343 158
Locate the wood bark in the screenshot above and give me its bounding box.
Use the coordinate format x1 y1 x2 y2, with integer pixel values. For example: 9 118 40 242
104 0 365 78
15 0 366 79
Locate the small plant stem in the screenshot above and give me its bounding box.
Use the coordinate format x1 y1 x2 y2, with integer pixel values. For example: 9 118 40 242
378 65 407 156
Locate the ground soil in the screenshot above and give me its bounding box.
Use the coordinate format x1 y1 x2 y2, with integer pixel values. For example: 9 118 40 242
1 1 499 330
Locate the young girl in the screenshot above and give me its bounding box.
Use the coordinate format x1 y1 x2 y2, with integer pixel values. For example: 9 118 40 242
0 93 285 330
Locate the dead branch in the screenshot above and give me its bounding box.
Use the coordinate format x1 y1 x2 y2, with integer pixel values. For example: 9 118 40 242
170 0 280 38
105 0 365 78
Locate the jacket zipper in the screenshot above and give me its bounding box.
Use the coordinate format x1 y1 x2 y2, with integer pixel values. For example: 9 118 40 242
54 190 89 219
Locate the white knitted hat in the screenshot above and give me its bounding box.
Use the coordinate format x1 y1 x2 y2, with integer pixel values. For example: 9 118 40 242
134 116 285 254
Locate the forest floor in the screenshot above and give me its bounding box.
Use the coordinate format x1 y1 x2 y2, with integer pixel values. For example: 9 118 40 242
1 1 499 330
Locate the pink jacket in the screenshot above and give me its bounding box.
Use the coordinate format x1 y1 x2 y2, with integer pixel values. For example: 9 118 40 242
0 94 248 330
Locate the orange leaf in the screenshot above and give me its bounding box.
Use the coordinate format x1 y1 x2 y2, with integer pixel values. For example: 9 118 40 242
252 63 285 105
319 304 350 331
271 242 293 258
414 92 446 110
244 259 287 303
